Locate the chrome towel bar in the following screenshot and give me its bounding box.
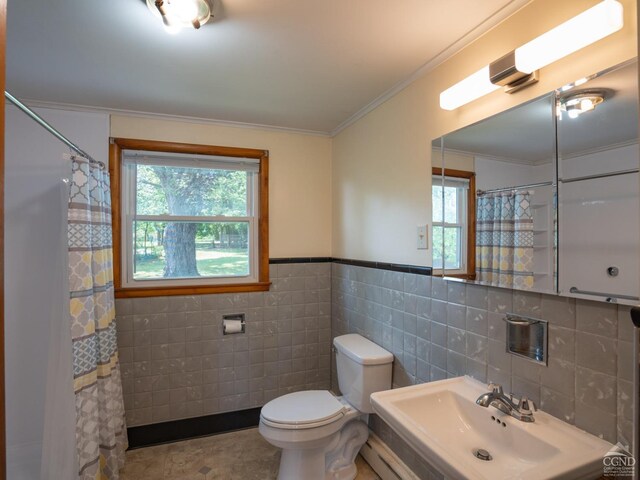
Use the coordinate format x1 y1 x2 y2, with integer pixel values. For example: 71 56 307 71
569 287 639 302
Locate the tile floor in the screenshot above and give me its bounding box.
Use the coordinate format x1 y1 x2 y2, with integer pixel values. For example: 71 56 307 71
120 427 381 479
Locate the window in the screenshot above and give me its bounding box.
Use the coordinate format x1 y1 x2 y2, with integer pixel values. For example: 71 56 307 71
110 139 269 297
432 168 476 278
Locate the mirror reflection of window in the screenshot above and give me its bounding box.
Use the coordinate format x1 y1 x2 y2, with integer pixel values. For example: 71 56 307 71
432 93 556 293
432 168 475 279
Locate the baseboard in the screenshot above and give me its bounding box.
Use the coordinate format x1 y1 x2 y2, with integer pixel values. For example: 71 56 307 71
360 432 420 480
127 407 262 449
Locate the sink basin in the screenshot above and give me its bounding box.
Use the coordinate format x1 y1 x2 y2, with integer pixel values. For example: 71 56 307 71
370 376 612 480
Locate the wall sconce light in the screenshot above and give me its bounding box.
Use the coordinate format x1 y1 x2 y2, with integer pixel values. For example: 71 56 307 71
440 0 623 111
559 90 606 119
147 0 212 33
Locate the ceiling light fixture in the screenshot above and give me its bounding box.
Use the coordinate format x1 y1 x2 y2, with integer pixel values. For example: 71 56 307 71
147 0 212 32
439 0 623 111
559 90 606 119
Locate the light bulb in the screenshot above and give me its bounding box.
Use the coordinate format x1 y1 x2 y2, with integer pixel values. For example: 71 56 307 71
568 109 580 119
580 98 594 111
170 0 199 23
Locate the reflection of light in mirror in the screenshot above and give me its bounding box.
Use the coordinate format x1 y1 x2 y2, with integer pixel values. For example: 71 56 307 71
560 91 604 119
559 74 597 93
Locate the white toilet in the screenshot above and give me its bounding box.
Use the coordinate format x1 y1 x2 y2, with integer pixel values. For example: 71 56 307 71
259 333 393 480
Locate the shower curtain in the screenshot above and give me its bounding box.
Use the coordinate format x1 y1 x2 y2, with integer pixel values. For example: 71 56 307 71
67 155 127 479
476 190 535 289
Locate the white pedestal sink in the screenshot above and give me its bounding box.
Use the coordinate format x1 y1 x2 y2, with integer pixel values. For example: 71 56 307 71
370 376 613 480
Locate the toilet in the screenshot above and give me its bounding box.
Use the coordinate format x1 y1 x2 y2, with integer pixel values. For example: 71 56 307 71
259 333 393 480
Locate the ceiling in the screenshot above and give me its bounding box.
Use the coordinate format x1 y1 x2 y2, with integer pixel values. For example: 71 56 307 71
436 60 638 164
7 0 530 135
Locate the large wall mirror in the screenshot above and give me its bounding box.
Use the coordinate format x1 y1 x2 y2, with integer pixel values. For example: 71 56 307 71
432 58 639 304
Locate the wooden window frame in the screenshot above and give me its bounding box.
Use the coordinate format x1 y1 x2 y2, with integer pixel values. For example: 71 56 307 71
109 138 270 298
432 167 476 280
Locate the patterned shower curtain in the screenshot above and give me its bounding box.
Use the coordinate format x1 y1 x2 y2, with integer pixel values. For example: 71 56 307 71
476 190 535 289
68 155 128 479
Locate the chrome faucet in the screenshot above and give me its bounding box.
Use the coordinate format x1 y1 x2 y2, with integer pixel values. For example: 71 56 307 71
476 383 536 423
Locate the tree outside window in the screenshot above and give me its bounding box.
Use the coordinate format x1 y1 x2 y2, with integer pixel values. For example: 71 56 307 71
110 139 269 297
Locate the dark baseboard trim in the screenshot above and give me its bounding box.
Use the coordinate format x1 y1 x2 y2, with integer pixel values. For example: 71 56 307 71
269 257 333 264
269 257 432 276
127 407 262 449
332 258 432 276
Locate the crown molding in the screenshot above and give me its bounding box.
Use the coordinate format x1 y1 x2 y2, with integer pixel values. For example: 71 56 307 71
329 0 533 137
559 138 638 160
11 0 532 139
9 98 332 138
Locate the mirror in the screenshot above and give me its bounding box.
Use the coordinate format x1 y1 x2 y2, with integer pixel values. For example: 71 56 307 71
557 60 639 304
432 93 557 294
432 58 639 303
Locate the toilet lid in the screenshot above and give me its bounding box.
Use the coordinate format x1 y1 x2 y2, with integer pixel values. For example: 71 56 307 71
260 391 346 428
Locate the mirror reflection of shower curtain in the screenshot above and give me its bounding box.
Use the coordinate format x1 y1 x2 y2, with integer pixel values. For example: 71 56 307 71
476 190 535 289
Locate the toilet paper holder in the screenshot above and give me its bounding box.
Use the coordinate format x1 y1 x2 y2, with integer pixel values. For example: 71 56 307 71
222 313 246 335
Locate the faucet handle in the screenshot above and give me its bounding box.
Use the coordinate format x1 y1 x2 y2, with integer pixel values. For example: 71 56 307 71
488 383 503 395
519 397 537 414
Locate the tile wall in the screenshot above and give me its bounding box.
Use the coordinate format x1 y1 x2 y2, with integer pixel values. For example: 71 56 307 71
331 263 635 451
115 258 636 478
116 262 331 426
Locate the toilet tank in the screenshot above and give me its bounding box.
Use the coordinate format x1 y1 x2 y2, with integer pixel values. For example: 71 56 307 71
333 334 393 413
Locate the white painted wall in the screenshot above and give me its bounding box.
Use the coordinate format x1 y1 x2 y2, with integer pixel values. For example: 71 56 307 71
110 116 333 258
5 106 109 479
474 156 539 191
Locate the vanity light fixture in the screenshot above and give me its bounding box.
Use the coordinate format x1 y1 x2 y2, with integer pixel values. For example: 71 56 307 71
147 0 212 33
440 0 623 111
559 90 606 119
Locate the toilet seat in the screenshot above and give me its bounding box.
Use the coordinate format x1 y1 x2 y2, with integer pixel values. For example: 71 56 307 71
260 390 347 430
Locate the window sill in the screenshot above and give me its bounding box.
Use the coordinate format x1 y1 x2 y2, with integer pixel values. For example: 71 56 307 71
114 281 272 298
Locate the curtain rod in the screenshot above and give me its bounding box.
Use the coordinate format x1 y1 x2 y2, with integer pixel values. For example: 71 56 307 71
4 90 104 168
477 181 553 196
476 168 640 196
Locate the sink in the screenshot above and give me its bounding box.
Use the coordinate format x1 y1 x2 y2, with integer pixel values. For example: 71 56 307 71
370 376 612 480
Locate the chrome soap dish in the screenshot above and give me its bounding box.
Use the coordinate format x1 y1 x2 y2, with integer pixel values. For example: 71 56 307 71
503 313 548 365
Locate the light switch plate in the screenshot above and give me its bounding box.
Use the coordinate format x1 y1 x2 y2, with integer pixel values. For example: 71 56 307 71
417 225 428 249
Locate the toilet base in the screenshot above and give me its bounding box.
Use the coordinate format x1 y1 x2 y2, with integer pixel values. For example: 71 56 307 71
274 419 369 480
325 420 369 480
278 445 329 480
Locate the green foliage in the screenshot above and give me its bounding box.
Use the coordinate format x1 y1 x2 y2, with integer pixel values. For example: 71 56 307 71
133 163 251 277
136 164 247 216
432 226 461 270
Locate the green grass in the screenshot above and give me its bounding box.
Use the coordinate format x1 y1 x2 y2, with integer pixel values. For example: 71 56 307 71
133 247 249 279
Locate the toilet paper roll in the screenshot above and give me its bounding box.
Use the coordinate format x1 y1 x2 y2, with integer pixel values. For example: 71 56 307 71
223 319 244 334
